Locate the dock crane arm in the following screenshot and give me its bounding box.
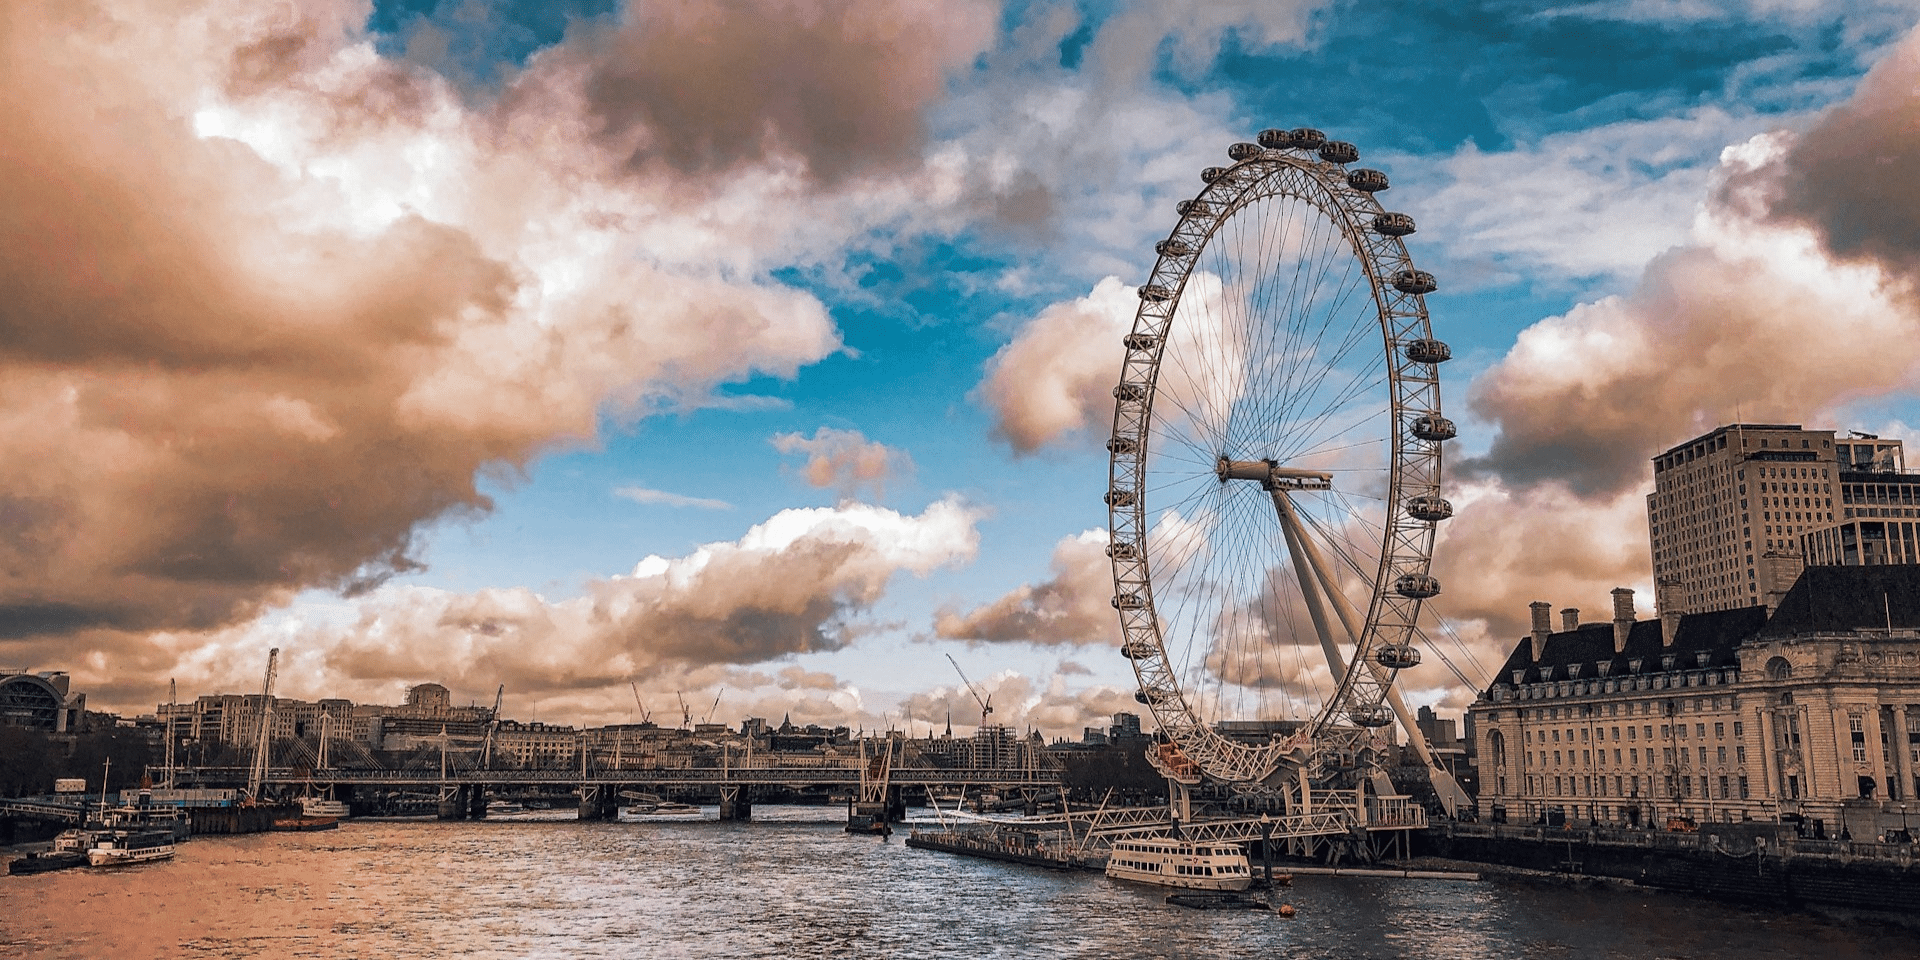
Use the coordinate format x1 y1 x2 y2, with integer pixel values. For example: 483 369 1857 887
245 648 279 802
704 688 724 725
945 654 994 729
630 682 651 724
482 684 504 768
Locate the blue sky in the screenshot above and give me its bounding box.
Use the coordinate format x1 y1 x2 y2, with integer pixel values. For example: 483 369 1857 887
7 0 1920 735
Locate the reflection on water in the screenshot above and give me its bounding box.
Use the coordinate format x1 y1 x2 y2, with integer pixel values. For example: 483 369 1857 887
3 809 1913 959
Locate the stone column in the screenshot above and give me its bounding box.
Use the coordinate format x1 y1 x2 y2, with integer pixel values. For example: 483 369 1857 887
1757 707 1777 801
1894 704 1913 802
1867 706 1891 801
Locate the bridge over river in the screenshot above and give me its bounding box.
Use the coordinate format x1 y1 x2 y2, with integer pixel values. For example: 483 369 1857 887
162 757 1064 822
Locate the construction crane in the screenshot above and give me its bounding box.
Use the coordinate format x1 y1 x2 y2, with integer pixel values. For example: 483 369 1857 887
945 654 993 730
677 692 691 730
704 688 725 725
162 679 177 789
482 684 505 768
245 648 279 802
630 682 651 725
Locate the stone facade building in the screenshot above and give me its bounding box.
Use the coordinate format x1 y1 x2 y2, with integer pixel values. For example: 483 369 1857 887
1469 567 1920 836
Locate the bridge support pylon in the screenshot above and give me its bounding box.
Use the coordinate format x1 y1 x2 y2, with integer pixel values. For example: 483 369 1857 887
578 784 618 821
719 784 752 821
437 785 467 820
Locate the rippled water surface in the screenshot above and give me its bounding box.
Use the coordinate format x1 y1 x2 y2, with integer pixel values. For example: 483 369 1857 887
4 807 1915 959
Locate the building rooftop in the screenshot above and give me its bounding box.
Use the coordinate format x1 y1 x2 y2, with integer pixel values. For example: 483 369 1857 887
1759 564 1920 638
1653 423 1804 460
1488 606 1765 694
1486 565 1920 699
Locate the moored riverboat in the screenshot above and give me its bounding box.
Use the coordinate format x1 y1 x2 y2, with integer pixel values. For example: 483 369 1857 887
1105 838 1253 891
86 829 176 867
299 796 350 819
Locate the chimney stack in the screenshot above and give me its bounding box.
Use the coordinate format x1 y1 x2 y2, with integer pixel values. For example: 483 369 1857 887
1560 608 1580 632
1529 601 1552 662
1611 587 1635 655
1656 577 1684 648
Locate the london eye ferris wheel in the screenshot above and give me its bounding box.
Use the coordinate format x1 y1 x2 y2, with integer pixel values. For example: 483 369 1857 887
1105 127 1457 790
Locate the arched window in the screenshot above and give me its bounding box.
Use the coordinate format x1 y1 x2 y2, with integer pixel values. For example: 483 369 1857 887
1765 656 1792 680
1489 731 1507 771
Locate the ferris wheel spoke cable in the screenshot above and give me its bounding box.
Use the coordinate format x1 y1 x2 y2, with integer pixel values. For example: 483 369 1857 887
1256 310 1377 462
1260 294 1381 457
1270 365 1392 468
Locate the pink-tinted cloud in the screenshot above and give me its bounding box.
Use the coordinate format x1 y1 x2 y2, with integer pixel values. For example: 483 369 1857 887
935 529 1116 646
976 276 1135 452
0 0 1008 666
547 0 997 184
771 427 913 498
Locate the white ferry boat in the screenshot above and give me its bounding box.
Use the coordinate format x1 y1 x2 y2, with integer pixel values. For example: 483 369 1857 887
1105 838 1254 891
86 830 176 867
299 796 350 818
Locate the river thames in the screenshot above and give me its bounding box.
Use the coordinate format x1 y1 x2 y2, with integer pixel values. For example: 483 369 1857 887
3 807 1915 959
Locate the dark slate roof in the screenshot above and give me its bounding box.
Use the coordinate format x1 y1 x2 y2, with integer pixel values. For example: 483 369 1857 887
1484 605 1767 698
1759 565 1920 638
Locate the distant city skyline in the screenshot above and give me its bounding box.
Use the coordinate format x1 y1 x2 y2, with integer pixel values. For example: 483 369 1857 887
6 2 1920 740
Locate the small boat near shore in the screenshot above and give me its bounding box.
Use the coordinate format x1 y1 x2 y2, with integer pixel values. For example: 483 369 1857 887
272 816 341 832
7 850 88 875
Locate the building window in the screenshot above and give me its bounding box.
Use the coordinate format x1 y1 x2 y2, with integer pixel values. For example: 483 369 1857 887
1852 715 1868 762
1733 721 1743 738
1738 776 1750 799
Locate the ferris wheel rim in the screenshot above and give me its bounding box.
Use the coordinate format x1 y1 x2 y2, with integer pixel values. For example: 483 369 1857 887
1105 133 1450 785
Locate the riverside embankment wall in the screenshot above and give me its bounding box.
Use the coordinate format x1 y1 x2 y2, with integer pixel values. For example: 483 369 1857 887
1418 823 1920 914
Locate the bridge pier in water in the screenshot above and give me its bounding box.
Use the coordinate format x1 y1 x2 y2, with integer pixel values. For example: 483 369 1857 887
719 785 752 821
578 784 618 821
437 784 472 820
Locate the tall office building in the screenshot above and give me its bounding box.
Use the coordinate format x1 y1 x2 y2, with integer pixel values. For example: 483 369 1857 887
1648 424 1841 617
1648 424 1911 619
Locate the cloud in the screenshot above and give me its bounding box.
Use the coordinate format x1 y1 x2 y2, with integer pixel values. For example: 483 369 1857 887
935 529 1117 646
900 669 1142 739
1086 1 1326 83
977 276 1135 452
0 0 1025 659
614 486 734 510
1463 135 1917 497
545 0 998 184
770 427 913 498
1417 106 1790 284
1750 25 1920 294
132 497 981 708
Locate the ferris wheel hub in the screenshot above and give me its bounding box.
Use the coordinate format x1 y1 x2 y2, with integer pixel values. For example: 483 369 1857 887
1214 458 1334 491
